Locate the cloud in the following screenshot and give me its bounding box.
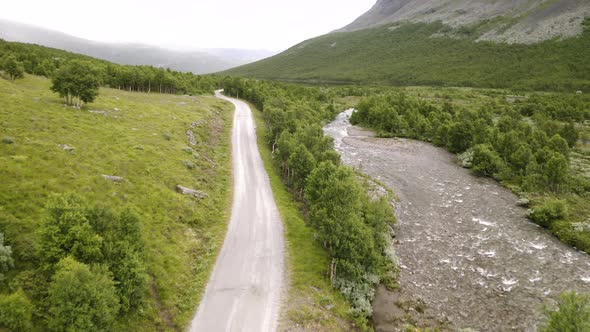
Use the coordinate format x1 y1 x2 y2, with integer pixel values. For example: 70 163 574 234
0 0 375 50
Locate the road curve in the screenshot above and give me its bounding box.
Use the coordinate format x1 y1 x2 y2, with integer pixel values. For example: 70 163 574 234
189 90 284 332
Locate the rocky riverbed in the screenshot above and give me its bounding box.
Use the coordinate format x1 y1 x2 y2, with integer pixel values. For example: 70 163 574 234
324 110 590 331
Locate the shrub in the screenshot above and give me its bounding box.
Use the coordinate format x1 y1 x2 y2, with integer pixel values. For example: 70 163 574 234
528 200 568 228
48 257 120 332
0 290 33 331
1 137 14 144
470 144 506 178
541 291 590 332
0 232 14 280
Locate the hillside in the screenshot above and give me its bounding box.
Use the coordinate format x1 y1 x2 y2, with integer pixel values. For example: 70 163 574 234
226 20 590 91
0 19 273 74
340 0 590 44
0 75 233 330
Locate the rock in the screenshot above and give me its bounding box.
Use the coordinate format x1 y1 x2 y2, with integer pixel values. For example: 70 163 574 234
186 129 197 146
113 108 120 111
89 110 109 115
191 121 201 128
176 185 208 199
58 144 75 152
102 174 124 183
576 91 583 94
516 198 530 207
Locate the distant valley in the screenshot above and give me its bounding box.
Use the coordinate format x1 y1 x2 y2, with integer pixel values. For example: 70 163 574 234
0 19 274 74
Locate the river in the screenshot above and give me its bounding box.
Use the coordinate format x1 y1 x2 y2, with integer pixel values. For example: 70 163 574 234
324 110 590 331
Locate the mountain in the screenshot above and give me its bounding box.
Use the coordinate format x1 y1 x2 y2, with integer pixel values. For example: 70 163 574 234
226 1 590 91
339 0 590 44
0 19 273 74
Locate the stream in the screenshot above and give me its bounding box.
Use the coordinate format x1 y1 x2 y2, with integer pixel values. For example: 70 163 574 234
324 110 590 331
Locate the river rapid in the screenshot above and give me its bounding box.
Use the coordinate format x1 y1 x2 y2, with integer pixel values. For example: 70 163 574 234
324 110 590 331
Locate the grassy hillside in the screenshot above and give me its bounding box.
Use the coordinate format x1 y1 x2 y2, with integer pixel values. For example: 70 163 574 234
226 20 590 92
0 75 233 330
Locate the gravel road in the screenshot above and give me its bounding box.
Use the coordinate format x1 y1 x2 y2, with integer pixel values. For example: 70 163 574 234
189 91 284 332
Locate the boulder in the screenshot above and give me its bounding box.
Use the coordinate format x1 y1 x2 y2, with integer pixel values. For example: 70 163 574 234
58 144 75 152
176 185 208 199
186 129 197 146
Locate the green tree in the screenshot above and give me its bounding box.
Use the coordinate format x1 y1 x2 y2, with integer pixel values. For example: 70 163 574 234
542 291 590 332
0 290 33 331
0 54 25 81
529 200 568 229
545 153 569 192
39 194 103 267
48 257 120 332
51 60 100 107
0 232 14 281
36 58 57 77
548 134 570 157
470 144 506 178
288 144 316 192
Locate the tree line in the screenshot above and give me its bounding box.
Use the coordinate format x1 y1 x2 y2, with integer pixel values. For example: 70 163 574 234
0 39 221 100
350 92 590 253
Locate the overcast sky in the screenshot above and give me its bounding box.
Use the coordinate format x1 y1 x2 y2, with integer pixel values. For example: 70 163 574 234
0 0 375 51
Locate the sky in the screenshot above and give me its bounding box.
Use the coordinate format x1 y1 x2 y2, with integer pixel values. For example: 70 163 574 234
0 0 376 51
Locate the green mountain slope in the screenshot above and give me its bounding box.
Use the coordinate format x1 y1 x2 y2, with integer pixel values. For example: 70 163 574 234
225 21 590 91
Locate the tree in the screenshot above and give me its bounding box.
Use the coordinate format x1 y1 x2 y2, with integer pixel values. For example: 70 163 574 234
51 60 100 107
36 59 56 77
545 153 569 192
0 290 33 331
529 200 568 228
287 144 316 191
548 134 570 157
0 54 24 81
542 291 590 332
470 144 506 178
0 232 14 281
48 257 120 332
39 194 103 267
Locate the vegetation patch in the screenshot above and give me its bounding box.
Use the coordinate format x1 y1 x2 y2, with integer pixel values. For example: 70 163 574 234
0 76 233 331
226 21 590 92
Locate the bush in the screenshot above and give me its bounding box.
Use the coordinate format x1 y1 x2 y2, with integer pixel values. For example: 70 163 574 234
470 144 506 178
1 137 14 144
0 232 14 280
48 257 120 332
0 54 24 81
529 200 569 228
0 290 33 331
541 291 590 332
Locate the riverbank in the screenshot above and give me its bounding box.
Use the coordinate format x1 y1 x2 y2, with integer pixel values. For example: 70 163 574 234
325 110 590 331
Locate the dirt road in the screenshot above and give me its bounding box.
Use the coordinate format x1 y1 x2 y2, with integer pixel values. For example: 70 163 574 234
189 91 284 332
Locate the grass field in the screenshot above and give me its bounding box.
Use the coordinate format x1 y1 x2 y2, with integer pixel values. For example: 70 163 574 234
0 75 233 330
